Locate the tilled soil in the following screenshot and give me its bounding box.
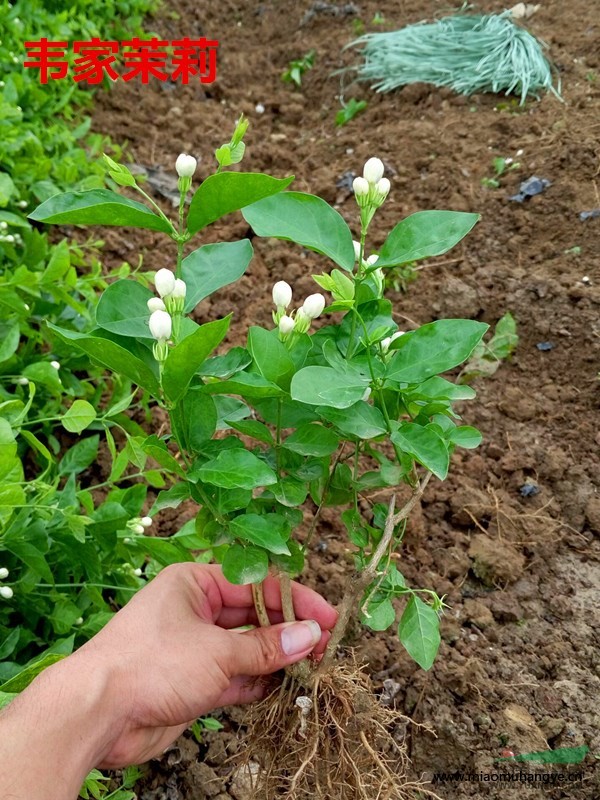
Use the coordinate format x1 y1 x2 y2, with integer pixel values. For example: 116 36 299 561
89 0 599 797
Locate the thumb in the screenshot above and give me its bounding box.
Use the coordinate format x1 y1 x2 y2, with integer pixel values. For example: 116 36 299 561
224 620 322 678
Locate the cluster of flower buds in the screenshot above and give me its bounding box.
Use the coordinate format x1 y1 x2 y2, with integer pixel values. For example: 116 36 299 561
0 567 12 600
352 157 390 213
126 516 153 536
0 220 23 247
148 269 187 363
272 281 326 340
175 153 197 197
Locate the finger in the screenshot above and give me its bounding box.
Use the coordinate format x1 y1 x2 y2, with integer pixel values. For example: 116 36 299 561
224 620 322 678
216 608 285 629
197 564 338 629
217 675 267 707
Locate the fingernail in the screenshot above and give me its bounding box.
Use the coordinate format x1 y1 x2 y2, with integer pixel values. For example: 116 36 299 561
281 620 321 656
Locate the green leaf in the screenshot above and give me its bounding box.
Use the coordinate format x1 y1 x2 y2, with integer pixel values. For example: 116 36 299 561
0 322 20 363
96 280 154 338
270 539 305 577
142 435 186 477
29 189 172 233
172 389 218 453
361 597 396 631
222 544 269 585
247 326 295 386
132 536 192 566
59 435 99 476
22 362 62 395
48 325 160 396
283 423 340 457
192 450 277 489
410 376 476 401
291 366 369 409
391 423 449 480
162 316 231 403
317 402 387 439
62 400 96 433
242 192 355 271
448 426 483 449
375 211 479 268
201 372 283 399
398 595 441 670
386 320 489 384
0 654 65 693
199 347 252 379
182 240 254 312
227 418 274 445
488 311 518 359
230 514 291 555
18 429 52 465
270 478 308 507
43 240 71 283
3 539 54 583
152 482 191 512
187 173 293 235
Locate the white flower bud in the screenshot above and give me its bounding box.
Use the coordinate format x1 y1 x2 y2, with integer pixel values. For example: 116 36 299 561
154 268 176 298
5 234 14 243
272 280 292 308
353 240 362 262
171 278 187 299
149 310 172 342
0 222 6 230
133 568 143 577
352 176 369 197
123 537 132 544
375 177 391 202
0 586 13 600
131 523 145 535
175 153 197 178
16 377 28 386
381 330 406 352
0 568 9 580
147 297 166 313
365 254 379 266
361 387 371 402
50 360 60 369
363 157 384 184
301 293 326 320
74 617 83 625
17 200 27 208
140 516 153 527
279 315 295 335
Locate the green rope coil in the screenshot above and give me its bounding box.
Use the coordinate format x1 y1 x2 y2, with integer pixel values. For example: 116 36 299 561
351 12 560 104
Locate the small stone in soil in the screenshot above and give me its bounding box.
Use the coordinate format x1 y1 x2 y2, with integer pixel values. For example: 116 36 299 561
579 208 600 221
509 175 551 202
536 341 554 351
520 481 540 497
336 170 356 190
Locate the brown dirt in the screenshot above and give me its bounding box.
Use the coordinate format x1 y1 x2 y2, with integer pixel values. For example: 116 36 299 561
88 0 599 797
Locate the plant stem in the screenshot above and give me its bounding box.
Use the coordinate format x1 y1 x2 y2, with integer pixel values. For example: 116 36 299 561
135 186 177 236
280 572 296 623
303 443 345 550
317 472 432 674
252 581 271 627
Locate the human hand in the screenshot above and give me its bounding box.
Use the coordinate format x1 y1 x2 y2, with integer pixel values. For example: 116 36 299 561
73 563 338 768
0 563 337 800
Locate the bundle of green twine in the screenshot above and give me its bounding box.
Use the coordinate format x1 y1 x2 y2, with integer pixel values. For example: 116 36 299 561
350 12 560 104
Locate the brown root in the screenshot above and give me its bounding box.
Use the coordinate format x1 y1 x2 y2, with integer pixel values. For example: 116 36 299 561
235 658 440 800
